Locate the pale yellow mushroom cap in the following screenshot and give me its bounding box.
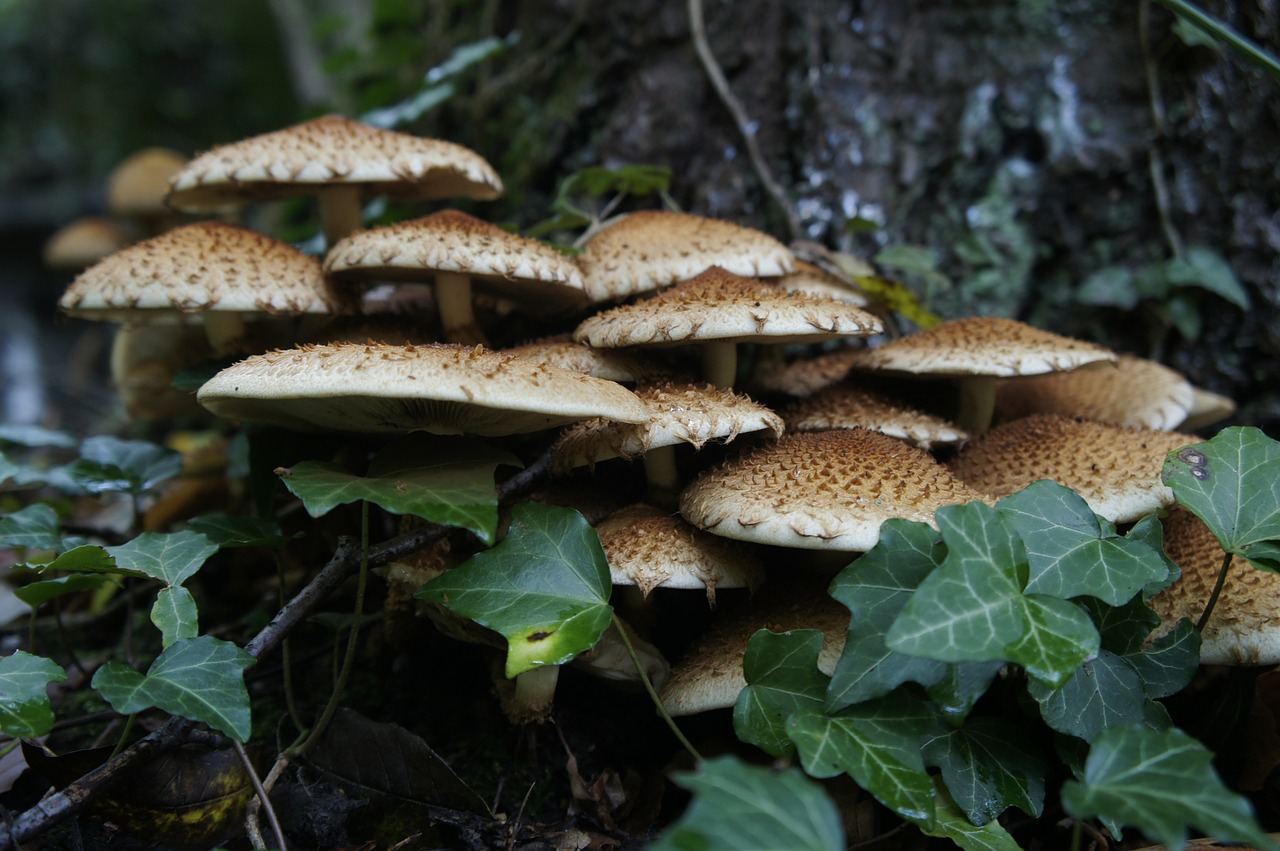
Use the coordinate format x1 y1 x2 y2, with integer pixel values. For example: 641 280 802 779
784 383 967 450
108 147 188 217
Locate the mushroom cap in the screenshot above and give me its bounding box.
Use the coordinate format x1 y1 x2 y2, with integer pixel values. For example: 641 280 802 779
1149 507 1280 665
947 414 1195 523
850 316 1116 378
995 354 1195 430
783 383 967 450
578 210 795 302
596 503 765 599
58 221 337 321
166 114 503 210
660 592 849 716
553 379 784 471
680 428 989 551
197 341 650 436
503 335 675 383
108 147 189 217
1181 386 1238 432
775 260 870 307
323 209 587 312
749 346 864 398
43 217 132 272
574 267 883 348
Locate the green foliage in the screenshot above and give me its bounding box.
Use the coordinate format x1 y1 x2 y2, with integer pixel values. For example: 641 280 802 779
278 434 519 545
93 636 256 742
1062 726 1277 850
362 35 515 129
525 164 675 242
0 503 63 550
416 502 612 678
734 629 828 758
647 756 845 851
63 436 182 495
0 651 67 739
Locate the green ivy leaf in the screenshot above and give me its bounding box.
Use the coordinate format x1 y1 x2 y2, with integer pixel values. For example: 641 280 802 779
106 530 219 588
18 544 124 576
1077 266 1139 310
64 436 181 495
14 573 115 609
1166 246 1250 309
997 481 1174 605
184 513 294 549
416 503 611 678
1162 428 1280 572
648 755 844 851
923 718 1047 825
0 423 76 449
0 504 62 550
0 651 67 739
0 450 55 488
1004 596 1099 686
734 629 830 758
151 586 199 648
279 435 519 545
92 635 255 742
788 691 938 823
1084 595 1163 655
911 779 1026 851
1027 652 1169 742
1061 726 1275 851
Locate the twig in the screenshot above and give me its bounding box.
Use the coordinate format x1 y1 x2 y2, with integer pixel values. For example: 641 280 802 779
1139 0 1185 259
235 738 287 851
688 0 800 241
611 613 702 762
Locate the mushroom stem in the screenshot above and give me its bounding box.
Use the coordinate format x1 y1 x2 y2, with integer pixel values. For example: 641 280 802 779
956 375 998 434
318 185 365 247
509 665 559 724
435 271 486 345
643 445 680 508
201 313 248 356
702 341 738 389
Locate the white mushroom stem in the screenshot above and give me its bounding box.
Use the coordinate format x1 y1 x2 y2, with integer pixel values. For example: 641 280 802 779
435 271 486 345
201 312 248 356
509 665 560 724
643 445 680 508
318 185 365 247
956 375 998 434
701 341 738 389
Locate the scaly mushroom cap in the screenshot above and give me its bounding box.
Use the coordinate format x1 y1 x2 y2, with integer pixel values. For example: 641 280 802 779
1149 507 1280 665
578 210 795 302
504 335 675 383
660 592 849 716
775 259 871 307
680 428 988 551
197 341 650 435
108 147 188 217
574 267 883 348
749 346 864 398
553 379 784 471
851 316 1116 378
995 354 1195 430
166 114 503 209
324 209 587 312
596 503 765 600
1182 386 1238 432
947 414 1195 523
59 221 336 321
43 217 132 272
784 383 967 450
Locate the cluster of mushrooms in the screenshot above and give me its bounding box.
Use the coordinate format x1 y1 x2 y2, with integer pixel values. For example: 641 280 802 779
52 114 1269 724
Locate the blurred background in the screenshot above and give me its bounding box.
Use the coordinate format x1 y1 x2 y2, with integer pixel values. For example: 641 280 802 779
3 0 1277 434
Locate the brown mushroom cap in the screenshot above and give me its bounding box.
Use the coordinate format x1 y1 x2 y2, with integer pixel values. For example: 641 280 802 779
43 217 132 272
1181 386 1238 432
196 341 650 436
553 379 784 471
995 354 1195 430
596 503 765 601
166 114 503 209
774 260 870 307
680 429 989 551
1149 507 1280 665
577 210 795 302
503 335 676 383
108 147 188 218
749 346 864 398
323 209 587 312
660 592 849 716
946 414 1195 523
58 221 337 321
783 383 967 450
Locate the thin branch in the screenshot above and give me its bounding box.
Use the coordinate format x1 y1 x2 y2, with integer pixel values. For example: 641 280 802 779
235 737 287 851
688 0 800 241
1139 0 1185 259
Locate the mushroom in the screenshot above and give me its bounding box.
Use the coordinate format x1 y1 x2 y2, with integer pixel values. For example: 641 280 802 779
503 334 676 384
848 316 1118 433
107 146 189 235
42 217 131 273
324 209 586 345
574 266 882 389
774 259 871 307
166 114 503 246
577 210 796 303
782 382 967 451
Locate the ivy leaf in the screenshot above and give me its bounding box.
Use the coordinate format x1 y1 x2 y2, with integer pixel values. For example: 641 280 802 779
0 423 76 449
1004 596 1099 687
0 504 62 550
1162 428 1280 572
92 635 255 742
278 435 519 545
647 755 844 851
1077 266 1139 310
64 436 181 494
0 651 67 739
416 503 611 678
1027 652 1168 742
923 718 1047 825
1165 246 1250 309
1124 620 1201 700
14 573 115 609
106 530 219 588
185 513 294 549
911 779 1026 851
734 629 830 758
788 691 938 823
997 481 1174 605
18 544 123 576
151 587 199 648
0 450 56 488
1084 595 1163 655
1062 726 1275 851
